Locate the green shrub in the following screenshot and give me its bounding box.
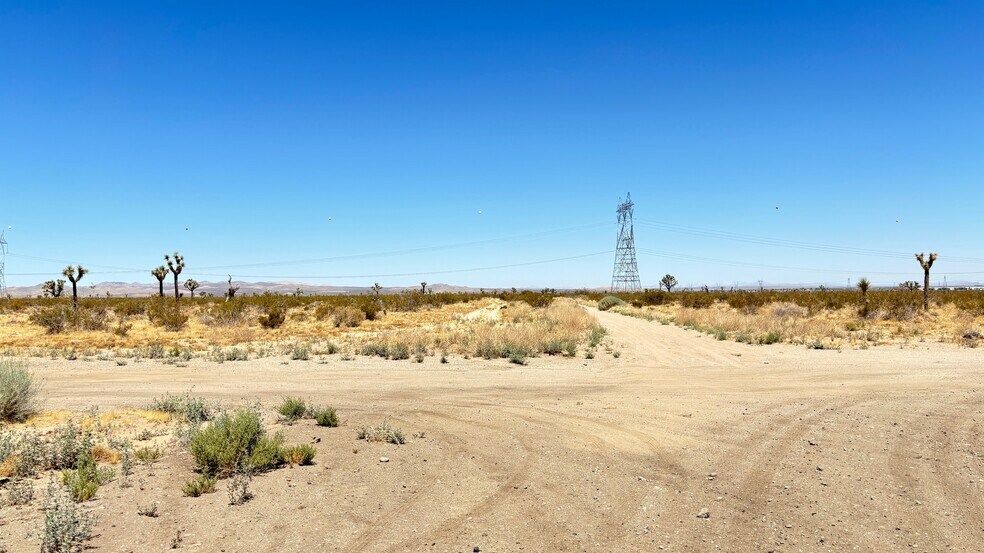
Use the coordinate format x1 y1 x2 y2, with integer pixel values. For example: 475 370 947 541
276 397 307 423
358 298 380 321
0 360 41 422
182 475 217 497
29 304 107 334
188 409 284 477
60 450 113 502
150 391 213 423
147 298 188 331
134 447 161 463
760 331 782 345
312 407 339 427
113 299 146 318
206 299 249 326
597 296 626 311
280 444 316 466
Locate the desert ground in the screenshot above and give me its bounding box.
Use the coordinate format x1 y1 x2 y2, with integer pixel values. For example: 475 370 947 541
2 306 982 552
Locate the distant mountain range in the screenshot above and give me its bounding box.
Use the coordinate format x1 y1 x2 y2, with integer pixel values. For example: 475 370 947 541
4 281 484 298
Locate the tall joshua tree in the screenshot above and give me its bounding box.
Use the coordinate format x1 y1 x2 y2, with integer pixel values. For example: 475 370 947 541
165 252 185 301
660 274 678 293
151 266 168 297
915 253 937 311
62 265 88 308
856 277 871 318
420 282 427 294
184 278 200 299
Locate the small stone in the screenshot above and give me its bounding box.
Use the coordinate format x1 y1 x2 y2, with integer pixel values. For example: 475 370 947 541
697 508 710 519
379 457 390 463
474 547 481 553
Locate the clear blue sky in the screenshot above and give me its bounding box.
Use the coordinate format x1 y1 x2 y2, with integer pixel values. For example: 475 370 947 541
1 1 982 289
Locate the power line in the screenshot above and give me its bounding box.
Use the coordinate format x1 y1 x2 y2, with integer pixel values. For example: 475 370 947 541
184 251 614 280
636 219 984 264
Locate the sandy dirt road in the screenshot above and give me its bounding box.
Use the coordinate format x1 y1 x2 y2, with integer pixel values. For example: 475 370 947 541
3 308 982 552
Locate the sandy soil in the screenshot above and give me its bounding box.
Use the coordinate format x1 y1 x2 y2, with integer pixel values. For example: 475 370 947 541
2 308 982 552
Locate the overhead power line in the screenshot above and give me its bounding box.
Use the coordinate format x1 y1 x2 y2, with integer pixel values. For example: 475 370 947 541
636 219 984 264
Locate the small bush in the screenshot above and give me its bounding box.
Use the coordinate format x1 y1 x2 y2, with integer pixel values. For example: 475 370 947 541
359 298 381 321
598 296 626 311
147 299 188 331
760 331 782 345
0 360 41 423
41 478 94 553
588 327 607 348
61 451 112 502
206 299 249 327
332 306 365 328
226 469 253 505
182 475 218 497
290 344 310 361
357 420 406 444
134 447 161 463
29 304 108 334
258 307 286 329
137 502 158 517
6 477 34 506
276 397 308 423
150 391 213 423
189 408 284 477
312 407 339 427
280 444 316 466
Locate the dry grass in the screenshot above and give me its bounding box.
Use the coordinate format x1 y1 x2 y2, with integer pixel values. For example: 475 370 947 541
614 301 984 347
0 299 487 356
356 298 599 359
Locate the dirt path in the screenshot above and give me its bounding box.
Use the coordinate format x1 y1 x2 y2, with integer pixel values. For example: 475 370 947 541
2 308 982 552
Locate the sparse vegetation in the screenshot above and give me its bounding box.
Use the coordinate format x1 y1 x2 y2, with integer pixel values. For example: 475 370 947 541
150 391 214 423
357 419 406 444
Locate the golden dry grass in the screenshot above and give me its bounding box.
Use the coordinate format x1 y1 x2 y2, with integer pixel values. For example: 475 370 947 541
612 301 984 347
0 299 490 355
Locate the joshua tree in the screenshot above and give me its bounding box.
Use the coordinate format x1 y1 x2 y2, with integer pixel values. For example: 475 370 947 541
915 253 937 311
42 279 65 298
165 252 185 301
900 281 921 291
420 282 427 294
62 265 88 308
151 266 168 297
225 275 240 301
856 277 871 318
659 274 678 293
184 279 200 298
371 283 382 296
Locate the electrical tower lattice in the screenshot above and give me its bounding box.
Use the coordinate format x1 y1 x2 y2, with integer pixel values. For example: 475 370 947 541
0 232 7 298
611 193 642 292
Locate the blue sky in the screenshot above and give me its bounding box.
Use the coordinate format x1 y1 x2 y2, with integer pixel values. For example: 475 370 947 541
1 1 982 289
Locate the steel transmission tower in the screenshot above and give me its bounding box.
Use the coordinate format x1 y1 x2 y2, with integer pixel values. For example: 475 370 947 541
0 231 7 298
611 193 642 292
